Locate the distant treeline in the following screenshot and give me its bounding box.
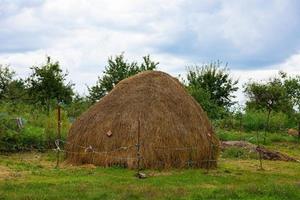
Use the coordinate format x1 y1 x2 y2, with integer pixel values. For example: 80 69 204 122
0 53 300 151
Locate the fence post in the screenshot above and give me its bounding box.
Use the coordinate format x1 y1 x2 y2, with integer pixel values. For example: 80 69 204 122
206 142 212 173
55 102 62 168
256 131 263 170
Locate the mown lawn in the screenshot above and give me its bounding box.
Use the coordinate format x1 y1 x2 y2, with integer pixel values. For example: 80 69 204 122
0 144 300 200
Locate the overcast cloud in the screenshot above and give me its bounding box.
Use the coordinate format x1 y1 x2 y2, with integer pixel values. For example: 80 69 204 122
1 0 300 102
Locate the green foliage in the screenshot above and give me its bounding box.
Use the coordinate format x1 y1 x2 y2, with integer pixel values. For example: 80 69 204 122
245 76 293 114
27 57 74 112
216 129 297 144
185 61 238 119
0 65 28 103
242 110 267 131
282 72 300 111
2 55 300 153
65 94 91 119
216 109 296 133
282 72 300 131
3 79 28 103
187 84 226 119
245 72 294 143
0 102 71 151
0 64 15 99
221 147 257 159
243 110 292 132
0 113 46 151
88 54 158 102
43 109 70 147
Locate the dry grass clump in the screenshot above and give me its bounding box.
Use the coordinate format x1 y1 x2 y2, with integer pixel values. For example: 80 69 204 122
66 71 219 169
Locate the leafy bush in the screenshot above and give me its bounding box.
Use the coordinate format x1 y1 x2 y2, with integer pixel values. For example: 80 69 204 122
0 102 71 152
216 129 296 144
0 118 46 151
216 129 244 141
20 126 46 149
222 147 257 159
242 110 266 131
268 133 295 143
215 109 296 133
243 110 293 132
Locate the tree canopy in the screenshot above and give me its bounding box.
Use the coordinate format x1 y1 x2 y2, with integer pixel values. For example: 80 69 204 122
281 72 300 111
185 61 238 119
27 57 74 112
88 54 158 102
244 72 297 115
0 65 15 99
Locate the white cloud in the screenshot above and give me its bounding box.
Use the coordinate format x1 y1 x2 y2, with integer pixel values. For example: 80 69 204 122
231 52 300 104
279 52 300 74
0 0 299 101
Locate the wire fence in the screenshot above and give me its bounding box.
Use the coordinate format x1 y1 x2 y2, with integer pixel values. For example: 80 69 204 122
1 139 220 160
0 138 276 179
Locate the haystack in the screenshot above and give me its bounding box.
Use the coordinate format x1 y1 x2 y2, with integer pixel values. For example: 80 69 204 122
66 71 219 169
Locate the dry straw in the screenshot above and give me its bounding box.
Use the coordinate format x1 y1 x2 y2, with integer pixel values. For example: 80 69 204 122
66 71 219 169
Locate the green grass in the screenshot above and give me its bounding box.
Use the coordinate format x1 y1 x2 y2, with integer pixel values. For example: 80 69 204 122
1 147 300 200
216 129 298 144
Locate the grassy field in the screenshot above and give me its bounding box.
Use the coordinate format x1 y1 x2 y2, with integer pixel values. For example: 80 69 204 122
0 141 300 200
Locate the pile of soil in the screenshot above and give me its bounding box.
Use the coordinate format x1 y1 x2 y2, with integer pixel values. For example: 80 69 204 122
221 141 298 162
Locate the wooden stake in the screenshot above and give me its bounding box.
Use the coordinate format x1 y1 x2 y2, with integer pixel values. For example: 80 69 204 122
256 131 263 170
136 118 141 176
56 102 61 168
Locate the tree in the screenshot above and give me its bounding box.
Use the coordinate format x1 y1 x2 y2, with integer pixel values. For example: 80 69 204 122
0 65 15 99
281 72 300 111
244 74 293 143
65 94 91 119
88 53 158 102
185 61 238 119
3 79 28 102
27 57 74 112
280 72 300 142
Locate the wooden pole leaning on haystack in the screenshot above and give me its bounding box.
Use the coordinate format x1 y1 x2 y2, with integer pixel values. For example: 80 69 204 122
206 142 212 173
206 140 216 173
136 118 142 178
136 117 146 179
205 131 216 172
56 102 62 168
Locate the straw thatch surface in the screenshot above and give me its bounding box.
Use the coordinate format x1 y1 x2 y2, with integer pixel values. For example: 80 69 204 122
66 71 219 169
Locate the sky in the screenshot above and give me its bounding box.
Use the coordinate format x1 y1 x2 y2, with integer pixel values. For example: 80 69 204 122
1 0 300 103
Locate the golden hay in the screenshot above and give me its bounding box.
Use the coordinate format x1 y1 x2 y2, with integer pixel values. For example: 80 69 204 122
66 71 219 169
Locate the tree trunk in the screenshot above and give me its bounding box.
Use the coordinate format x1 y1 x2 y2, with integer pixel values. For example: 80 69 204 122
264 110 271 144
239 116 243 140
298 120 300 144
256 131 263 170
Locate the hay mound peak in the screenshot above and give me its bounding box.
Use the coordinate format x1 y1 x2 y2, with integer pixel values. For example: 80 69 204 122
66 70 219 169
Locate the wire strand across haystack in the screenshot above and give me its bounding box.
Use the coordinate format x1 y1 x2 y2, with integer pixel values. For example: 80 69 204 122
66 71 219 169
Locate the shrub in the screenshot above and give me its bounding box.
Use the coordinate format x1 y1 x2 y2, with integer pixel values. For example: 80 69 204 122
43 109 70 147
222 147 257 159
0 123 46 152
242 110 292 132
216 129 244 141
0 102 71 152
